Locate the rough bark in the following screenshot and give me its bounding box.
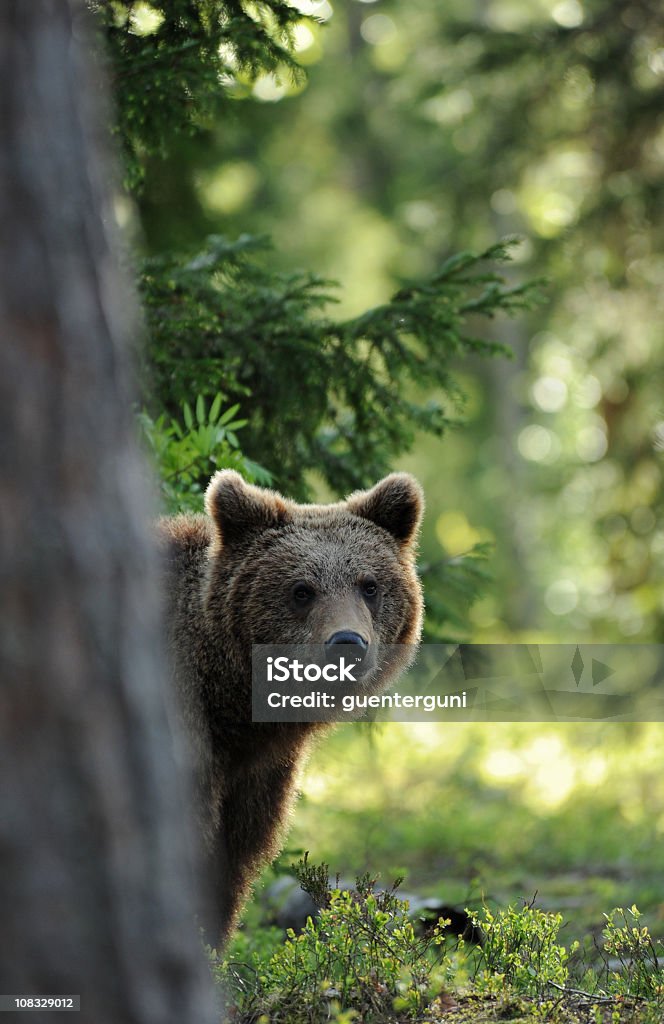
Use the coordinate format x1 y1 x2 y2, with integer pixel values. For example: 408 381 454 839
0 2 216 1021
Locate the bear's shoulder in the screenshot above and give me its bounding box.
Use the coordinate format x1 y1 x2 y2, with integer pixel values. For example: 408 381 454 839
157 513 213 561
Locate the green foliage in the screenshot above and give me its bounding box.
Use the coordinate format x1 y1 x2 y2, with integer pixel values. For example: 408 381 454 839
91 0 548 638
292 853 332 907
218 862 451 1022
93 0 310 190
420 541 494 641
469 902 664 1021
288 721 664 978
139 233 538 501
471 901 578 999
217 868 664 1023
140 0 663 641
601 906 664 1005
138 392 270 511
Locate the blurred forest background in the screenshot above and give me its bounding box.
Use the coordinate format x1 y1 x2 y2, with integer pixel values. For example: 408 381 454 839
97 0 664 948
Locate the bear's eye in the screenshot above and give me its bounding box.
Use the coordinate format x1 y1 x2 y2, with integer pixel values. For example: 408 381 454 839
292 583 315 604
360 577 378 599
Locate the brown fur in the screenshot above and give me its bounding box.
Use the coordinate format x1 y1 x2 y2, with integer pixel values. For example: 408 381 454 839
158 471 424 947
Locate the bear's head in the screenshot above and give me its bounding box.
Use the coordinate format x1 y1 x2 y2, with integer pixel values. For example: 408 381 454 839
204 471 424 676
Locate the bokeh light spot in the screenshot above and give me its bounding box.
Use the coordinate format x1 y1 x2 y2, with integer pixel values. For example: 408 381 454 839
552 0 584 29
576 425 608 462
518 424 560 462
435 511 482 557
545 579 579 614
360 14 397 45
532 376 568 412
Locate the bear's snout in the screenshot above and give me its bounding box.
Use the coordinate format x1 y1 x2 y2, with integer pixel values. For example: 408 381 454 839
325 629 367 650
324 631 374 678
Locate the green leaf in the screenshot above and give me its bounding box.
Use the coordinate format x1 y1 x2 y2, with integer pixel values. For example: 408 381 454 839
209 392 223 423
218 403 241 425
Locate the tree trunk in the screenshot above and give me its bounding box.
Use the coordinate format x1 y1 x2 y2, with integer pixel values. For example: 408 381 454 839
0 2 216 1021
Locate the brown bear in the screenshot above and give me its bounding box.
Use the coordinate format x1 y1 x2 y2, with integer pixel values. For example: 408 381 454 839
158 470 424 948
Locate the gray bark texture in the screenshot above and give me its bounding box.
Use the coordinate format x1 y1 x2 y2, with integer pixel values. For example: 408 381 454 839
0 2 217 1021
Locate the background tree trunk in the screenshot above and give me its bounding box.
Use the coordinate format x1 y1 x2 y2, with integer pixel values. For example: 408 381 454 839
0 2 216 1021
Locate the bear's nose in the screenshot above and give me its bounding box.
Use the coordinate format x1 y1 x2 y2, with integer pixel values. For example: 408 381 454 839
325 630 367 661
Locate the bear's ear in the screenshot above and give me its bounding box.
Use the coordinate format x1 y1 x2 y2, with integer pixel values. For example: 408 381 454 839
347 473 424 548
205 471 290 547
